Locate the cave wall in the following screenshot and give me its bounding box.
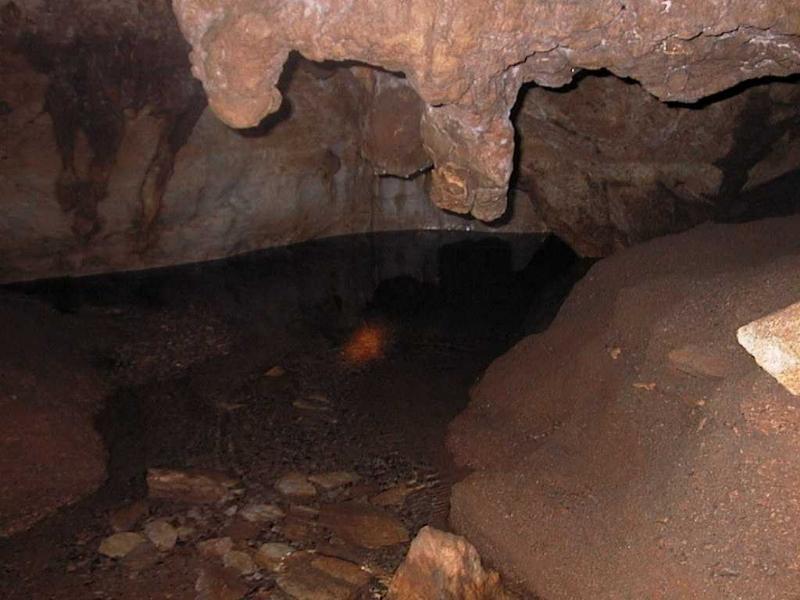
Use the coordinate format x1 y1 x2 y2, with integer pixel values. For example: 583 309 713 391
515 73 800 256
0 0 544 284
1 0 800 282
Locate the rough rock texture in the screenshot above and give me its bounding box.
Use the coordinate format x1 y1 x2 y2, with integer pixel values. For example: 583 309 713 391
0 0 542 283
172 0 800 221
448 214 800 598
388 526 514 600
0 296 107 537
515 73 800 255
738 301 800 396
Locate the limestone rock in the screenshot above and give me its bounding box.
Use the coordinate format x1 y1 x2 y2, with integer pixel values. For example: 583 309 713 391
738 301 800 396
173 0 800 222
197 537 235 560
254 542 295 571
146 468 239 504
275 472 317 498
320 502 409 549
98 532 148 559
388 527 513 600
144 519 178 552
223 549 257 575
239 503 285 523
277 552 371 600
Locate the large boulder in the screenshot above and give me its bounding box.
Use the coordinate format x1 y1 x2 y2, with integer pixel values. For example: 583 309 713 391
448 215 800 598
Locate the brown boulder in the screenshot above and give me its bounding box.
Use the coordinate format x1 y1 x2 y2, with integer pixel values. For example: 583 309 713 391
388 527 514 600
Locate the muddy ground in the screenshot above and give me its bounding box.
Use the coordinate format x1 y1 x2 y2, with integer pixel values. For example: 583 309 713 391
0 232 583 599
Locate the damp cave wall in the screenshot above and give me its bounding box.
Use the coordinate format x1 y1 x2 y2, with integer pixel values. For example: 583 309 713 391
1 0 800 283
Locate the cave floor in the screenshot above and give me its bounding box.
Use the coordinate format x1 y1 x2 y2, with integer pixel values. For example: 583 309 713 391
0 233 572 599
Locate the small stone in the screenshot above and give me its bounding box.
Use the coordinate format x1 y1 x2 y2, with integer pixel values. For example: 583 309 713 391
288 504 319 520
223 549 258 575
144 519 178 552
279 517 320 543
98 532 147 559
320 503 409 549
147 468 239 504
387 526 514 599
197 537 235 560
275 472 317 498
254 543 295 571
223 505 238 517
308 472 361 491
221 517 264 542
292 399 332 412
239 503 285 523
109 500 149 533
195 564 250 600
264 366 286 377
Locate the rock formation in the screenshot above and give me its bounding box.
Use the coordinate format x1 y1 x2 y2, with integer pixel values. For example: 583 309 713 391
448 214 800 598
172 0 800 221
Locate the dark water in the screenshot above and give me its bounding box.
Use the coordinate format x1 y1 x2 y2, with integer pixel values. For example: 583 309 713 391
5 231 588 343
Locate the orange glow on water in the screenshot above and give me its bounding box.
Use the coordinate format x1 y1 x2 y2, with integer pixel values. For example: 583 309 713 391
342 321 390 364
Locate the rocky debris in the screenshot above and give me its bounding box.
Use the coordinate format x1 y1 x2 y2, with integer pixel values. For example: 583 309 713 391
109 501 149 533
239 503 286 523
308 472 361 491
255 543 295 571
320 503 409 549
388 527 513 600
120 541 162 572
144 519 178 552
147 468 239 504
196 564 251 600
98 532 148 559
197 537 235 560
738 301 800 395
277 552 371 600
275 473 318 498
222 550 257 576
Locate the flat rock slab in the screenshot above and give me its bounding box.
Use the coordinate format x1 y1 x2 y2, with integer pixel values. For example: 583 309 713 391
277 552 371 600
738 301 800 396
147 468 239 504
320 502 409 549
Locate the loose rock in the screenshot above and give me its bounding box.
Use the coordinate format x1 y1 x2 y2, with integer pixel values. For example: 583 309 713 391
144 519 178 552
147 468 239 504
223 549 258 575
197 537 235 560
98 532 148 559
320 502 409 549
275 473 317 498
239 503 285 523
109 500 149 533
738 301 800 396
254 542 295 571
387 526 514 599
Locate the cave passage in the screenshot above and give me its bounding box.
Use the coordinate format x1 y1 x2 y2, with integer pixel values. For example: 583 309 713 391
0 231 585 599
